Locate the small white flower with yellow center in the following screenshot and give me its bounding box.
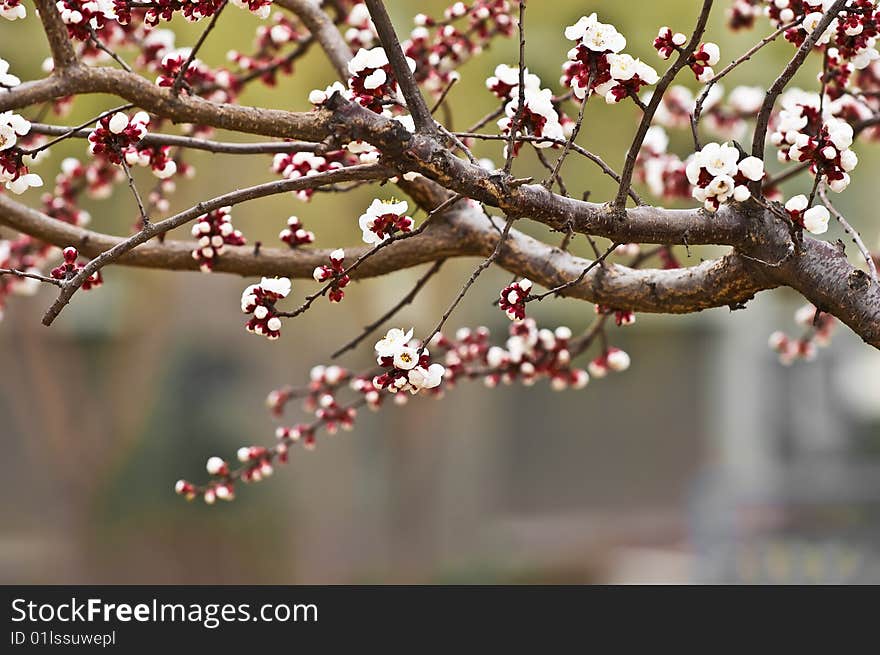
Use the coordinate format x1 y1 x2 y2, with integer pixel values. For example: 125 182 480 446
375 327 413 360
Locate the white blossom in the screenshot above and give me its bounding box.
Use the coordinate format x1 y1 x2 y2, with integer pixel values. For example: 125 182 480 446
259 277 291 298
803 205 830 235
0 110 31 151
375 327 414 359
0 58 20 89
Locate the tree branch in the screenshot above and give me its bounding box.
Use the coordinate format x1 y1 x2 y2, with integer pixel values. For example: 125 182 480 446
692 19 798 149
364 0 435 133
34 0 78 71
0 193 769 316
28 123 323 154
0 67 329 141
771 235 880 348
1 69 748 247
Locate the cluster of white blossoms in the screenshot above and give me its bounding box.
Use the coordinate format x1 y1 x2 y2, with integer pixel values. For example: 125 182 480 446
495 73 567 150
653 26 687 59
562 13 659 104
480 321 591 391
350 46 392 90
769 88 858 192
686 142 765 211
771 90 823 140
485 63 541 100
358 198 414 245
373 328 446 394
241 277 292 340
55 0 117 30
498 278 531 321
347 46 417 112
587 347 631 379
687 42 721 82
595 54 659 104
344 2 376 50
768 304 836 365
307 80 349 106
787 3 880 69
1 1 26 21
229 0 271 20
485 63 570 152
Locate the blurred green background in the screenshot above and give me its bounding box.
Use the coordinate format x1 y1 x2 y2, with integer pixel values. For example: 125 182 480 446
2 1 880 584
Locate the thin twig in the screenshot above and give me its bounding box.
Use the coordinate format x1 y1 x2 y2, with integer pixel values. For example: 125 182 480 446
278 194 462 320
545 85 589 189
818 183 877 282
467 105 505 133
751 0 847 175
420 216 516 350
529 242 618 301
568 314 610 358
430 77 459 115
503 0 527 175
22 105 135 155
28 123 323 155
438 124 479 164
454 131 642 204
193 36 314 95
171 1 228 96
534 147 568 196
40 163 394 326
0 268 62 287
89 26 133 73
331 259 446 358
763 161 810 189
119 157 151 228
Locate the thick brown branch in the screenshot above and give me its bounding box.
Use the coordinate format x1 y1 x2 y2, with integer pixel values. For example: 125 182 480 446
771 236 880 348
472 212 771 314
0 192 473 278
0 67 329 141
0 193 767 315
34 0 78 70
